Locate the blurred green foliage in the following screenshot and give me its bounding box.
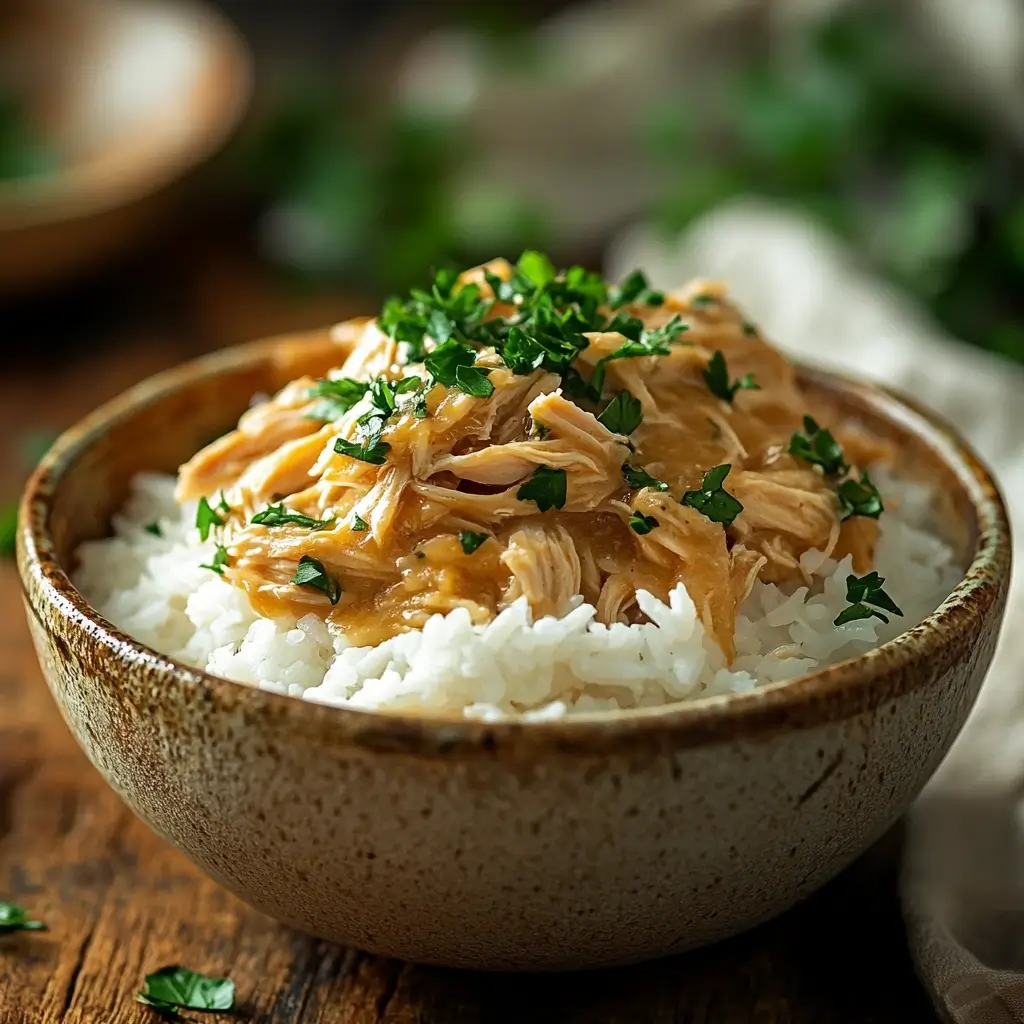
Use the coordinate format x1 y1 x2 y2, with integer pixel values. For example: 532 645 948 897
235 78 547 296
0 94 56 182
649 5 1024 362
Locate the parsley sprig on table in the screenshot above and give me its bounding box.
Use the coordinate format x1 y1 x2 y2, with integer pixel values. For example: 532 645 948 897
0 900 45 933
137 965 234 1015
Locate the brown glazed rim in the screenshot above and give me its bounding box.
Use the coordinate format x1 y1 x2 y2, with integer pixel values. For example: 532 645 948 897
18 338 1012 758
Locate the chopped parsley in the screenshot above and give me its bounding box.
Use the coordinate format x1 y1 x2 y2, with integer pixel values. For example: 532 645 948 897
424 338 494 397
144 521 163 537
681 464 744 527
622 462 669 492
691 294 717 306
608 269 664 309
702 350 759 403
334 436 391 465
251 504 335 529
833 572 903 626
0 503 15 557
291 555 342 605
597 390 643 436
366 375 422 418
788 415 849 476
0 900 45 933
307 377 367 421
838 472 884 520
517 249 557 287
459 531 489 554
200 545 229 575
216 492 231 515
350 514 368 532
137 965 235 1014
629 512 659 535
195 496 224 542
501 325 546 375
516 466 568 512
588 314 688 399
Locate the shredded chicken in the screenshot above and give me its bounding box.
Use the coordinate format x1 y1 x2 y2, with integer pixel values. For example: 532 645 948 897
175 263 889 655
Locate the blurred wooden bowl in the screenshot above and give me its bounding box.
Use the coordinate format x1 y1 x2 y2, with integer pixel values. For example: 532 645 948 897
0 0 252 295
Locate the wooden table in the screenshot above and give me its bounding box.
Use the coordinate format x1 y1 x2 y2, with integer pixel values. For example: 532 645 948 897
0 231 941 1023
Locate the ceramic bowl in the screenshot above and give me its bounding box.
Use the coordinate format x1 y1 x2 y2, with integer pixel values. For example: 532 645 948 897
17 330 1011 971
0 0 251 294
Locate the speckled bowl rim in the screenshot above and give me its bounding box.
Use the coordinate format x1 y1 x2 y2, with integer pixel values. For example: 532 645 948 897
17 337 1012 757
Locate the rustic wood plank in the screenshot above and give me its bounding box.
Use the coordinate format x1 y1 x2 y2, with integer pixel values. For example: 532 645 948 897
0 260 941 1023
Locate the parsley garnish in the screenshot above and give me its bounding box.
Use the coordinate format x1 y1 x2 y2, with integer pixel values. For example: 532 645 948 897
195 497 224 542
137 965 234 1014
424 338 494 397
838 472 884 520
622 462 669 491
459 531 489 554
216 492 230 515
251 504 335 529
0 900 45 933
501 325 546 374
588 314 688 399
597 390 643 435
144 521 162 537
789 415 849 476
608 269 664 309
517 250 557 287
516 466 568 511
702 350 759 403
629 512 659 535
833 572 903 626
291 555 342 605
692 294 717 306
307 377 367 421
350 514 368 532
681 464 744 527
334 436 391 465
200 545 229 575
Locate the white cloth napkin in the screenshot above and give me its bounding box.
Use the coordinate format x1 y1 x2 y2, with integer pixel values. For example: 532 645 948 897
607 200 1024 1023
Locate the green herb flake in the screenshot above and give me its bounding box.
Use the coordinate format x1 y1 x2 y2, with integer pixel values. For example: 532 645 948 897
517 250 557 287
597 390 643 436
200 545 229 576
144 521 163 537
334 436 391 466
681 464 744 527
833 571 904 626
589 314 688 399
789 415 849 476
516 466 568 512
629 512 659 535
137 965 234 1014
702 350 760 403
501 325 546 375
307 377 367 421
459 531 489 554
0 900 46 933
622 462 669 492
691 294 717 306
290 555 342 605
251 504 334 529
0 502 18 557
608 269 648 309
838 472 885 521
350 514 369 532
195 497 224 542
454 363 495 398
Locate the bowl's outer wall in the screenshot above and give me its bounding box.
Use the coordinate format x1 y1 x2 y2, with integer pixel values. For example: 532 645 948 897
18 336 1011 970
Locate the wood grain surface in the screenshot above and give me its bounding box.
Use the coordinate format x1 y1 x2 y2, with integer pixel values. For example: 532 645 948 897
0 234 941 1022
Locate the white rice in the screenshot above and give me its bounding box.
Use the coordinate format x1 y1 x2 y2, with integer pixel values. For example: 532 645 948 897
73 472 962 719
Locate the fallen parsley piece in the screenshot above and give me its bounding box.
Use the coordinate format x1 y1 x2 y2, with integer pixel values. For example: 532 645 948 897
0 502 17 557
137 965 234 1015
459 531 489 554
334 436 391 466
291 555 342 605
350 514 368 532
681 464 744 527
251 504 334 529
629 512 659 535
702 350 759 403
195 497 224 542
200 545 229 576
789 416 849 476
516 466 567 512
144 521 163 537
622 462 669 492
838 472 885 521
833 572 903 626
0 900 46 933
307 377 367 421
597 390 643 436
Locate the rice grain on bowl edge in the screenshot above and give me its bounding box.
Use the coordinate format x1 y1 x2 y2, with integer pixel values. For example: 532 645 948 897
74 471 959 719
